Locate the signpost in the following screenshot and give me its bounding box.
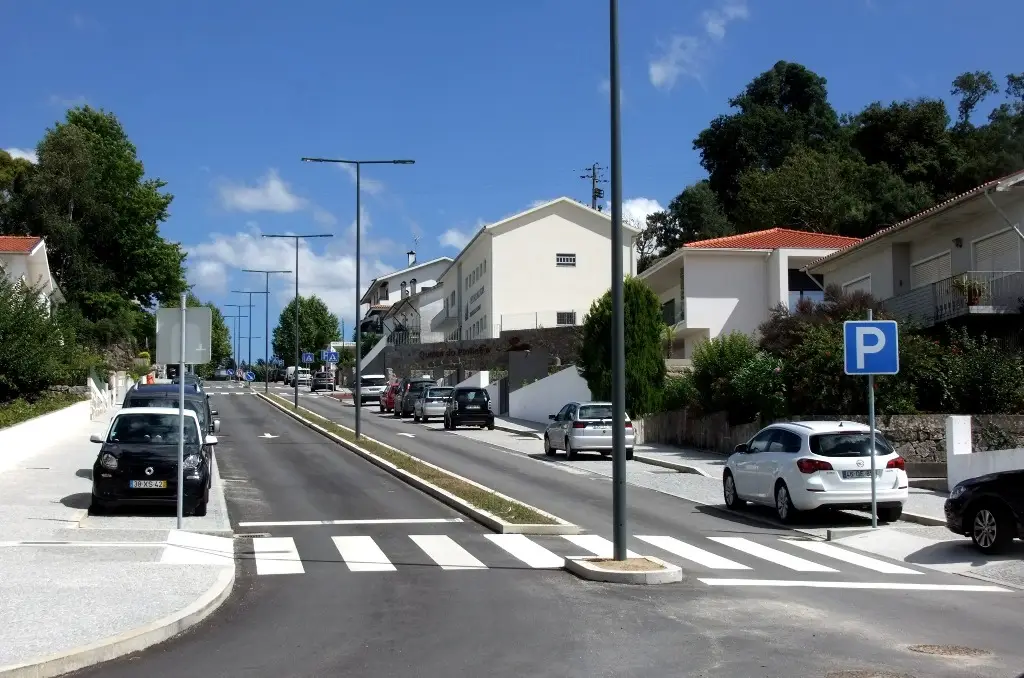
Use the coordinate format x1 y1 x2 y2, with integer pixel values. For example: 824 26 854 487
843 311 899 529
245 371 256 382
323 350 339 363
155 297 212 530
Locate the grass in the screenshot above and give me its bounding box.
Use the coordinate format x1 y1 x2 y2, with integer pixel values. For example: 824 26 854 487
0 392 89 430
265 393 556 525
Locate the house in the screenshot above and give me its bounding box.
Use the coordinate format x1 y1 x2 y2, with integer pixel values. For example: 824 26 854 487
639 228 861 358
0 235 64 313
806 171 1024 328
357 251 452 335
427 196 639 341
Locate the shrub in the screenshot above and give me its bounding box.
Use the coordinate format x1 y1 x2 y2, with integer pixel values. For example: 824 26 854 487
138 351 150 361
661 371 699 411
733 351 787 423
943 327 1024 414
0 277 72 402
690 332 759 424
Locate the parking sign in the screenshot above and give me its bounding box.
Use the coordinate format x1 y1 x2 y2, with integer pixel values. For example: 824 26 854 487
843 320 899 375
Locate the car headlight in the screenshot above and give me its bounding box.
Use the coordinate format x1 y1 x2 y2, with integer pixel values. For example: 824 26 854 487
949 483 966 500
100 453 118 470
183 454 202 470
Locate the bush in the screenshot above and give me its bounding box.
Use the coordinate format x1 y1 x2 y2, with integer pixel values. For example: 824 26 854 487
138 351 150 361
0 278 73 402
943 327 1024 414
661 371 699 411
690 332 759 424
733 350 787 423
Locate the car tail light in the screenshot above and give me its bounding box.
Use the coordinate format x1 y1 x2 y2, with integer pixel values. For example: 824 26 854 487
572 421 588 428
796 458 833 474
886 456 905 470
625 421 632 428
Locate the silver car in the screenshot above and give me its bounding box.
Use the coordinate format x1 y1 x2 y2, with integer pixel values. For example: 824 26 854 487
543 401 635 460
413 387 454 423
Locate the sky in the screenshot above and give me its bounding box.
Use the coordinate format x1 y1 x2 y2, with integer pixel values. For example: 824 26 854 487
3 0 1023 363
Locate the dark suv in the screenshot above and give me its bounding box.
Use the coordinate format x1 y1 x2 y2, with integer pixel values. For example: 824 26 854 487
310 371 335 392
395 377 436 417
123 383 219 435
945 469 1023 554
444 387 495 430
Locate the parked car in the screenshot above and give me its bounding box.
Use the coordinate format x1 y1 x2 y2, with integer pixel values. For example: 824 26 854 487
357 374 389 405
722 421 909 524
414 386 454 423
945 469 1023 554
443 387 495 430
379 380 400 413
89 407 217 516
122 383 219 435
543 401 634 460
395 376 436 417
310 371 335 393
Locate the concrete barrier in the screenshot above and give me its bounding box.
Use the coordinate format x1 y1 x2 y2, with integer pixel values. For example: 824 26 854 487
0 401 93 473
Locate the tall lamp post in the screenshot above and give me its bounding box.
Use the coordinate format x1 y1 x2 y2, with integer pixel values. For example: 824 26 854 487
232 290 260 373
223 304 246 379
242 269 292 393
300 156 415 440
262 234 334 408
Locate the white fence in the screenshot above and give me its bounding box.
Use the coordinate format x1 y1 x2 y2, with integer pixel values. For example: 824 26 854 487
89 371 132 421
946 415 1024 491
508 366 592 424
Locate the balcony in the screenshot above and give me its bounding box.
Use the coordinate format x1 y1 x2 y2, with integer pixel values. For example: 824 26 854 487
881 271 1024 328
498 309 590 332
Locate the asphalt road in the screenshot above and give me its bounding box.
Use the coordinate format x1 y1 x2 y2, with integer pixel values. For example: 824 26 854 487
62 391 1024 677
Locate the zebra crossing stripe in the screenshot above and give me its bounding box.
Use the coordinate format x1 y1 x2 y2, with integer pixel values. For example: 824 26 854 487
485 534 564 569
561 534 640 559
708 537 838 572
636 535 750 570
410 535 487 570
252 537 304 575
779 539 922 575
332 536 396 572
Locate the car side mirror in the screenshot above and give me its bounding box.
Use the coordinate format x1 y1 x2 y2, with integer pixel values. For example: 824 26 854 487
734 443 748 454
89 434 104 443
548 414 556 420
204 435 219 446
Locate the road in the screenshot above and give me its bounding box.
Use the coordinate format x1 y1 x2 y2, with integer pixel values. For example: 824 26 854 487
64 386 1024 677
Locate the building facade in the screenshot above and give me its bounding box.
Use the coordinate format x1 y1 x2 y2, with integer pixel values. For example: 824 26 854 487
0 235 64 313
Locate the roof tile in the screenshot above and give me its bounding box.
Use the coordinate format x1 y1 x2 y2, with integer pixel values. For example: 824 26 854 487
683 228 860 250
0 236 42 254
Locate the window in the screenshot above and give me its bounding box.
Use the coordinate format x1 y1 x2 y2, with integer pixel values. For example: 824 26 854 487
788 290 825 309
809 432 894 457
556 311 576 325
678 267 685 321
910 252 951 289
661 299 676 325
410 278 417 294
556 253 576 267
401 281 408 298
483 260 487 273
746 429 776 453
109 413 200 445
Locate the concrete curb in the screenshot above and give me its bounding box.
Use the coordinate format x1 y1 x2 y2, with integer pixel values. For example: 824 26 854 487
897 511 946 527
564 556 683 585
494 423 542 440
632 454 711 477
256 393 580 535
0 567 235 678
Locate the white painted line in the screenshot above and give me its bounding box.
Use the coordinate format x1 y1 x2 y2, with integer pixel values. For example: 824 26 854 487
709 537 837 572
780 539 923 575
485 534 564 569
636 535 750 570
252 537 305 575
562 534 640 559
698 579 1011 592
397 432 416 438
160 531 235 565
237 518 464 527
410 534 487 570
332 536 396 572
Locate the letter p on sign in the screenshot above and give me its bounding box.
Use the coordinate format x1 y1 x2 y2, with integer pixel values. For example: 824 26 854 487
843 320 899 376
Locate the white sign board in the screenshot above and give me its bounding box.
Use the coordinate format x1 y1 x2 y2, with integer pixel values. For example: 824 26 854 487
156 307 213 364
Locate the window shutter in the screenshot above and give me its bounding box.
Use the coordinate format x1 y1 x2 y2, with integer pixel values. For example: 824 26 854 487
974 230 1020 272
910 253 951 289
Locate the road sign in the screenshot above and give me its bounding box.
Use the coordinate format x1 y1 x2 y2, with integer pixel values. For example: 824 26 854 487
323 350 340 363
156 307 212 364
236 368 245 378
843 320 899 375
301 352 315 363
245 371 256 382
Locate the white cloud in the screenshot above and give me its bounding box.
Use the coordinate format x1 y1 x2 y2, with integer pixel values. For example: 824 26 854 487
649 0 748 90
339 163 385 196
191 260 228 293
702 1 749 40
4 148 37 163
312 207 337 226
218 169 307 213
439 228 471 250
623 197 664 225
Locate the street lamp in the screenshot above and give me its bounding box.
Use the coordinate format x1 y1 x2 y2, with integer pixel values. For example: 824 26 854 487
222 311 244 378
301 156 415 440
223 304 248 378
262 234 334 408
242 269 291 394
232 290 261 372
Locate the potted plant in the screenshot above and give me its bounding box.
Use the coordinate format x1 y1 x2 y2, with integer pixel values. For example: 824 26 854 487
952 276 987 305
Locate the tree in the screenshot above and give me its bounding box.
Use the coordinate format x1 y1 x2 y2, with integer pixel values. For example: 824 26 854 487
647 181 733 258
186 292 232 378
576 277 666 417
272 295 341 368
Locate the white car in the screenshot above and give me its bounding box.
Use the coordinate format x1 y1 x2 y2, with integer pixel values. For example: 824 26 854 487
722 421 909 523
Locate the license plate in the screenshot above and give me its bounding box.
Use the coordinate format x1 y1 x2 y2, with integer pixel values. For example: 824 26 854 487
841 470 881 479
466 405 480 410
129 480 167 489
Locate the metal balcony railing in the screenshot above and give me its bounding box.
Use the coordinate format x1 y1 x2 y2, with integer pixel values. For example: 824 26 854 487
498 309 591 332
881 271 1024 327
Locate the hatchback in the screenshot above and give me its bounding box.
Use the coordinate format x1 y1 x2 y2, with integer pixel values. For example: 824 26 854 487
945 469 1024 554
379 380 400 413
723 421 909 523
310 371 335 392
544 401 634 460
414 386 455 422
443 387 495 430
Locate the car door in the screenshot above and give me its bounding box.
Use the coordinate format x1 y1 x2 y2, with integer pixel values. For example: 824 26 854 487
754 428 802 496
733 429 777 500
547 404 572 449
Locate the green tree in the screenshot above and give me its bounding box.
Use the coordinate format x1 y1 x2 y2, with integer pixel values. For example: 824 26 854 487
185 292 232 378
576 277 666 417
690 332 760 424
647 181 732 258
0 150 35 234
272 295 341 368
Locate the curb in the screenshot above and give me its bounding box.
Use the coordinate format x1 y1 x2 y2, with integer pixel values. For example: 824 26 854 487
256 393 580 535
632 454 711 477
0 567 234 678
494 423 542 439
897 511 946 527
564 555 683 585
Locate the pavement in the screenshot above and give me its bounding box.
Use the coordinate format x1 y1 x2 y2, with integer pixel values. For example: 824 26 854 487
0 403 234 677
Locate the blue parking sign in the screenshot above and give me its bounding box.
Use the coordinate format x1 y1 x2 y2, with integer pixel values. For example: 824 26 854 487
843 320 899 375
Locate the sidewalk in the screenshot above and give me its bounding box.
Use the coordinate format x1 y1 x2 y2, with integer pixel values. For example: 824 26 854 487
0 404 234 677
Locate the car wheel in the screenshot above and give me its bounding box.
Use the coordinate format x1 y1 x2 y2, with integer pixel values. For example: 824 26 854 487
89 498 108 515
877 505 902 523
487 420 495 431
970 503 1014 554
774 481 797 523
379 402 384 413
626 447 634 461
723 471 744 510
565 440 577 460
414 414 420 422
544 435 555 456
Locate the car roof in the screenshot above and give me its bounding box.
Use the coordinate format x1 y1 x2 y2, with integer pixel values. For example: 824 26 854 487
129 384 203 396
363 374 387 379
766 420 872 435
117 406 201 420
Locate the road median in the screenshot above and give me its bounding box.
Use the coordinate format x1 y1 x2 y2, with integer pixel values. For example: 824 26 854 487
258 393 580 535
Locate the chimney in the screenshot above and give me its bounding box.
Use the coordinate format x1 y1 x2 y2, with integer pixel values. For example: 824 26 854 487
407 250 416 267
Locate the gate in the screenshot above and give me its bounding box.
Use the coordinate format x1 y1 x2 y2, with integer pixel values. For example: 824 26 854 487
498 376 510 415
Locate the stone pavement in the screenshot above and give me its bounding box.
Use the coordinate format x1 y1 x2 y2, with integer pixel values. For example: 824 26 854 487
0 404 234 677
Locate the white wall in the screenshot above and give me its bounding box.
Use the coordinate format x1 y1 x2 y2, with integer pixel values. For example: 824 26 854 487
457 371 490 388
684 252 769 339
946 415 1024 491
508 366 592 424
361 258 451 314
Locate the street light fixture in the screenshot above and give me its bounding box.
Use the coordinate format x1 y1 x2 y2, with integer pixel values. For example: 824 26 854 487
223 304 249 378
232 290 261 372
242 269 292 393
262 234 334 408
301 156 416 440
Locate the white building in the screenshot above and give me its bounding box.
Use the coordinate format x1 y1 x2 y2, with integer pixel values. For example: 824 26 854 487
429 196 639 340
639 228 860 358
358 251 452 335
0 235 64 313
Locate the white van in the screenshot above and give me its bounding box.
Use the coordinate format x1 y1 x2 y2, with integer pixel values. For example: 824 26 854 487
285 366 312 387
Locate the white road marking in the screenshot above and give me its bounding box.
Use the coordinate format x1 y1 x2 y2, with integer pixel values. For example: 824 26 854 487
698 579 1011 592
259 433 279 439
252 537 305 575
561 534 640 558
780 539 923 575
237 518 463 527
410 534 487 570
636 535 750 570
332 536 396 572
160 530 235 565
485 534 564 569
709 537 837 572
396 432 416 438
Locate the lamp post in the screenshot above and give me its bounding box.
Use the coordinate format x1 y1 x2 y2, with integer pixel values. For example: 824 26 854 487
222 312 243 377
232 290 258 369
262 234 334 408
301 156 415 440
223 304 245 378
242 269 291 393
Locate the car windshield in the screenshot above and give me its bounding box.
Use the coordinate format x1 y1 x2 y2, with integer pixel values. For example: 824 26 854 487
315 372 329 379
809 432 894 457
456 389 488 403
127 397 204 423
361 376 388 387
427 388 453 399
108 413 200 445
578 405 615 420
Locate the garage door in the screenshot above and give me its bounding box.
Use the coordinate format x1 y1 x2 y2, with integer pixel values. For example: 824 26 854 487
973 229 1021 272
911 252 951 289
842 275 871 295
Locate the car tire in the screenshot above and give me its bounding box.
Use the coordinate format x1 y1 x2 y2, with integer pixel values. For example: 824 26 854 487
89 498 108 515
774 481 797 523
565 441 577 460
969 502 1014 554
379 402 384 413
544 435 555 456
723 471 744 510
414 414 420 422
487 420 495 431
877 505 903 523
626 447 634 461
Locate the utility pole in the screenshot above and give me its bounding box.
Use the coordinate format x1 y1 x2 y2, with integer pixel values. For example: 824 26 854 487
579 163 608 211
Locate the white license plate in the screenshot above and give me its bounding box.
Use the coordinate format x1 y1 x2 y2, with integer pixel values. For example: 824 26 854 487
129 480 167 489
466 405 481 410
841 470 881 479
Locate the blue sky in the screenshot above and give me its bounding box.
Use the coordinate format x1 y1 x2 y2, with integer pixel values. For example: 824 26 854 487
3 0 1022 362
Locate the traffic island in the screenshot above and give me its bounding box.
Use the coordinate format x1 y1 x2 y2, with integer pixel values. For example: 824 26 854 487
565 555 682 585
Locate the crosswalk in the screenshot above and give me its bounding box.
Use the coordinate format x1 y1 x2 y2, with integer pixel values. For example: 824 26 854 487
240 531 930 582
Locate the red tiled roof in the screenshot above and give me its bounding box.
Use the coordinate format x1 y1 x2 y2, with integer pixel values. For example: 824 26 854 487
683 228 861 250
0 236 42 254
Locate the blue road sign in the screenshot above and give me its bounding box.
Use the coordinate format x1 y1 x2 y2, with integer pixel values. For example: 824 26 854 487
301 352 315 363
244 371 256 382
324 350 340 363
843 320 899 375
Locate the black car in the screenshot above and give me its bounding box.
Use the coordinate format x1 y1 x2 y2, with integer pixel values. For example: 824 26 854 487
90 408 216 516
395 378 435 417
123 383 219 435
945 469 1024 554
310 371 335 392
443 387 495 430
